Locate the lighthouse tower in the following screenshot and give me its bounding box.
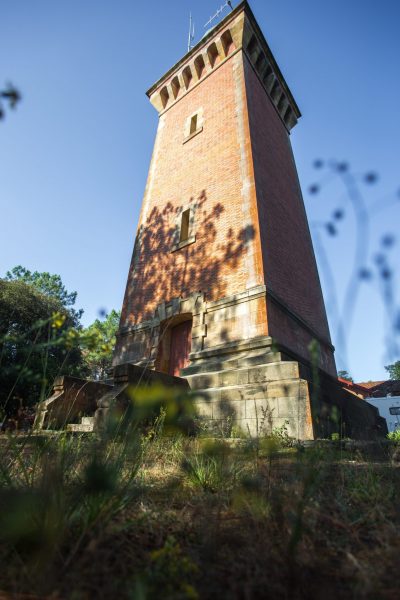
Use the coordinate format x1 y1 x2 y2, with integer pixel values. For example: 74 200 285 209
113 1 379 439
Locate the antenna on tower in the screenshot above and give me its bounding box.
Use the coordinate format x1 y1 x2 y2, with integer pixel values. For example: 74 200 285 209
204 1 234 30
187 13 195 52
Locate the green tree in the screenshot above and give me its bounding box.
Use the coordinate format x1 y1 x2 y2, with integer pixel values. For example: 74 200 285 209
338 370 354 382
5 266 81 319
0 273 86 416
82 310 120 380
385 361 400 380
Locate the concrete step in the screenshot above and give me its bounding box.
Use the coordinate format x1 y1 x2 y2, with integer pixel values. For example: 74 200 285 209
67 416 95 432
66 423 94 433
186 360 300 390
240 351 292 367
182 351 284 376
189 377 303 401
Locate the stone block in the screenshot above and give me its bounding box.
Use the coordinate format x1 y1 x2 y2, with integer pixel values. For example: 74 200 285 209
248 361 299 384
192 399 213 419
66 422 94 433
237 369 249 385
220 387 248 403
238 352 282 367
186 372 220 389
219 370 239 387
191 388 221 405
213 399 247 421
248 396 279 417
261 379 303 398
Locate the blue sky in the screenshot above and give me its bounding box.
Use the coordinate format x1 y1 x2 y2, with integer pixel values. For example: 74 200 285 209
1 0 399 382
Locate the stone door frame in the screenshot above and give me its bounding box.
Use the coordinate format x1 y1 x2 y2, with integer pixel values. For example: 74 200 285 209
148 292 207 369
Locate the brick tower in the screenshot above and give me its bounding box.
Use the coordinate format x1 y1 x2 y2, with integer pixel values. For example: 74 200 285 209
113 1 382 439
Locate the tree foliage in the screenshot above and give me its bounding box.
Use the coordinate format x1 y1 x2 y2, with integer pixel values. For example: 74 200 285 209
1 266 122 416
338 370 354 383
385 361 400 380
0 278 86 416
81 310 120 380
6 266 81 317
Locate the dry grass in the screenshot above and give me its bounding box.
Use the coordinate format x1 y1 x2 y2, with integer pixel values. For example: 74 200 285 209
0 431 399 600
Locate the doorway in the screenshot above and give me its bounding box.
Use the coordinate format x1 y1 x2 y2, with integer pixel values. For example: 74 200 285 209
168 319 192 377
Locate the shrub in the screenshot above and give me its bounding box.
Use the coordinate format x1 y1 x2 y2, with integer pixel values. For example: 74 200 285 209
387 429 400 442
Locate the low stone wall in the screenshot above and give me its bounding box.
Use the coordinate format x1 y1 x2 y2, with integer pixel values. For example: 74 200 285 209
306 370 388 441
34 377 112 430
34 366 191 433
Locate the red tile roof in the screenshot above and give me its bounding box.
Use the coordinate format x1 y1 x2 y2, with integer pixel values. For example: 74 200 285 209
356 381 386 389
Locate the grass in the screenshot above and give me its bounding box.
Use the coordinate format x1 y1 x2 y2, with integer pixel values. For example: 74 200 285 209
0 395 399 600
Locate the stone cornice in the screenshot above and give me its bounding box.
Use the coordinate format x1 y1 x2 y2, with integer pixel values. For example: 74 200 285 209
146 1 247 98
145 1 301 131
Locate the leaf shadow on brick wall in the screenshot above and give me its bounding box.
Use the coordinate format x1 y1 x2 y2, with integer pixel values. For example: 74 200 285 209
121 190 255 326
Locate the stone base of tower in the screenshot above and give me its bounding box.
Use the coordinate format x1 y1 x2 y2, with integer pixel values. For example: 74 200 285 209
113 284 385 440
34 345 386 440
182 337 386 440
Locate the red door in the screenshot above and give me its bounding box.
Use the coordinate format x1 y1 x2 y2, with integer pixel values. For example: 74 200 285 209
168 320 192 377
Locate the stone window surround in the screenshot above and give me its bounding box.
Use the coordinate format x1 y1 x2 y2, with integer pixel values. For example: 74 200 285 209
171 236 196 252
183 126 203 145
171 203 197 253
183 108 204 144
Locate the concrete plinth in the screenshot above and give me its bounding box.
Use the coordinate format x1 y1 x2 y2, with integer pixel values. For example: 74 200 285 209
182 337 386 440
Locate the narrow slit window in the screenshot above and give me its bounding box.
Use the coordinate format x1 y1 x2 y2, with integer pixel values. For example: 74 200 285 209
194 55 205 79
171 76 180 99
190 114 198 135
160 86 169 109
207 42 219 67
182 66 193 90
221 30 235 56
180 209 190 242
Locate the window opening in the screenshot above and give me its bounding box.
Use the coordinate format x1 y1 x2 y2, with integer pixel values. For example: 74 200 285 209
277 93 286 112
160 86 169 109
194 55 205 79
270 80 281 102
171 76 181 99
247 35 258 57
283 105 292 127
263 65 274 90
207 42 219 68
180 209 190 242
221 30 235 56
190 114 198 135
182 66 193 90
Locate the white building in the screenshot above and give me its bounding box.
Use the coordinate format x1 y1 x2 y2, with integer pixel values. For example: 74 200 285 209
366 395 400 433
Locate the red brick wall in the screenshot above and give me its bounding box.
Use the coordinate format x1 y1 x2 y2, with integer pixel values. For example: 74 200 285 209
121 54 264 328
243 56 336 374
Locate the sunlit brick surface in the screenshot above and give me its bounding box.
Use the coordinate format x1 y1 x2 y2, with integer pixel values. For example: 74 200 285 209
121 55 264 328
